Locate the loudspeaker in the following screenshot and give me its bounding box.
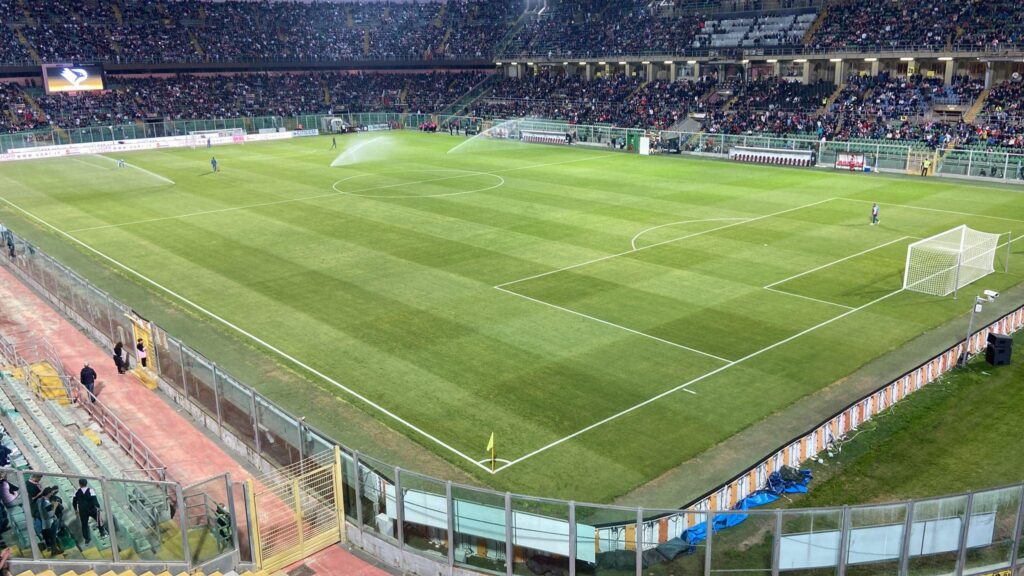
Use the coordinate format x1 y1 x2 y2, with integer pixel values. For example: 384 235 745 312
985 333 1012 366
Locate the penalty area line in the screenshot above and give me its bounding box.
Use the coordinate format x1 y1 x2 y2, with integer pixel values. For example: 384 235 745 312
491 284 908 474
494 285 733 363
0 193 496 475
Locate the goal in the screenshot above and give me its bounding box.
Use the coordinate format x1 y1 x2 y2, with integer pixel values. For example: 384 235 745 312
902 225 1001 297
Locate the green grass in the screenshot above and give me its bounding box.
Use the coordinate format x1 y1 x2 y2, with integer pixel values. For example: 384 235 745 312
792 331 1024 507
2 131 1024 503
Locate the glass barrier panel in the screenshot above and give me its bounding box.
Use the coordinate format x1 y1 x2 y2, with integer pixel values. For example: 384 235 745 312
155 331 185 393
301 426 333 459
399 470 449 561
709 510 776 576
107 478 179 563
255 394 301 468
642 509 708 576
4 471 35 559
19 472 114 561
964 486 1022 573
452 485 507 574
575 504 642 576
511 496 570 576
181 347 218 419
232 480 252 563
906 495 966 576
357 455 398 542
216 372 256 450
340 451 358 524
183 475 234 564
780 508 842 576
845 503 907 576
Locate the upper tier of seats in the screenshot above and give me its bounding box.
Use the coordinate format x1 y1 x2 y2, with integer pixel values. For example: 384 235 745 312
2 0 1024 65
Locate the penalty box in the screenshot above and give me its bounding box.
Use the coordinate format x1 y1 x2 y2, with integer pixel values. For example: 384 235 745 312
498 200 912 363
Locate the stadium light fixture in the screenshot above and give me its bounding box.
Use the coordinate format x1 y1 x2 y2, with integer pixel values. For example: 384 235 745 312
598 61 607 65
767 59 778 63
794 59 807 63
664 60 674 64
579 62 587 65
741 59 750 64
495 62 502 66
829 58 842 62
618 61 627 65
641 61 651 65
864 58 877 62
510 62 518 66
562 62 569 65
687 60 697 64
527 62 534 66
938 57 953 61
900 57 914 62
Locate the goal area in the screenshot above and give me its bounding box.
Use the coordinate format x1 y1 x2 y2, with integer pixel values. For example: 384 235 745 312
902 225 1001 297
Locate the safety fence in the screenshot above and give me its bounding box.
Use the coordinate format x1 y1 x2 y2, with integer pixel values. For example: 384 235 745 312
3 170 1024 575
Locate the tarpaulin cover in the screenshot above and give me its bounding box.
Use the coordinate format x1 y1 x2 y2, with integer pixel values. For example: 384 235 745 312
681 467 812 546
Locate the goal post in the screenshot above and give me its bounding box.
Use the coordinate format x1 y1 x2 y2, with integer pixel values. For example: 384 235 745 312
903 225 1001 297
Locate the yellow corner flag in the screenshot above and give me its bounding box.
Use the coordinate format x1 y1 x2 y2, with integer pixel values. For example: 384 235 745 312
486 432 495 472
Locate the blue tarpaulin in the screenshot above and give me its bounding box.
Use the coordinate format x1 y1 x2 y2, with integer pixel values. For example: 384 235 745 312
681 468 812 546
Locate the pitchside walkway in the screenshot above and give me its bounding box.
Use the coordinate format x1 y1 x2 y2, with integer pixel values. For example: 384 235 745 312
0 264 391 576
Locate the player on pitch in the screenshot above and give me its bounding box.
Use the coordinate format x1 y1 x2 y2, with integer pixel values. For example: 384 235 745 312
870 203 879 225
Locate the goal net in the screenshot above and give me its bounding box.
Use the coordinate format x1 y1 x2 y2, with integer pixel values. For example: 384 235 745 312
903 225 1000 296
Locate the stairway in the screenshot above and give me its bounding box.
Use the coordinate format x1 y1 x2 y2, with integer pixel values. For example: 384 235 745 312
821 83 845 114
14 29 40 65
802 5 828 44
963 88 990 124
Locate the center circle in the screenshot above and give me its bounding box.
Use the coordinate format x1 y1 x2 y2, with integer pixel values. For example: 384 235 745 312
331 169 505 199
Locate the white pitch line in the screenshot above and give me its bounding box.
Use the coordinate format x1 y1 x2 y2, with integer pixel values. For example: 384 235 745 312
763 286 855 310
498 198 839 289
630 218 751 250
0 193 497 475
838 198 1024 225
765 236 912 289
492 285 909 474
68 154 608 233
495 286 733 363
93 154 175 185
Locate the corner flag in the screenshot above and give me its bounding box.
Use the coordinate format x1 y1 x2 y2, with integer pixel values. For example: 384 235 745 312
486 432 495 472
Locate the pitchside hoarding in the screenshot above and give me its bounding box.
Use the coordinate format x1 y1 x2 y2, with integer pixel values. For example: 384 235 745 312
42 64 106 93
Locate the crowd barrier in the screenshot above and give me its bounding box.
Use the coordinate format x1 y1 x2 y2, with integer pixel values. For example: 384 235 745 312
2 118 1024 575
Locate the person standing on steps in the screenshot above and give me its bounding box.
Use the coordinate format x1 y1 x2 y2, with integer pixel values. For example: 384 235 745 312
72 479 106 544
79 363 98 403
136 338 148 368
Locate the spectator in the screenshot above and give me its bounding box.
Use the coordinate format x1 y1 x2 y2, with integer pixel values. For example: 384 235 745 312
79 363 98 402
72 479 107 544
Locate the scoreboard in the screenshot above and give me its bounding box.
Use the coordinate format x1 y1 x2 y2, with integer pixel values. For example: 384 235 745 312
42 64 106 94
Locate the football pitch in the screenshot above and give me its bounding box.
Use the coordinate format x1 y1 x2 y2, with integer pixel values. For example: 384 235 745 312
1 131 1023 502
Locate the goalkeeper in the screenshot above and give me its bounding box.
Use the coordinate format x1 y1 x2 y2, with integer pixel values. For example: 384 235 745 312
870 203 879 225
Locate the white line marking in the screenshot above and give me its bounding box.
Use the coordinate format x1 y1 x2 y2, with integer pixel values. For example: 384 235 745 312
495 286 733 363
765 236 912 289
492 285 908 473
763 286 855 310
838 198 1024 225
93 154 175 185
332 169 505 198
498 198 837 288
68 154 607 233
630 218 751 250
0 194 497 474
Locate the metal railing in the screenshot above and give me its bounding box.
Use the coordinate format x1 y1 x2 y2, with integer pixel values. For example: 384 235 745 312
1 118 1024 574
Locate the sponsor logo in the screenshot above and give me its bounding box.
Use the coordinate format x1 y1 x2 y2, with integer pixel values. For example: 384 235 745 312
59 67 90 88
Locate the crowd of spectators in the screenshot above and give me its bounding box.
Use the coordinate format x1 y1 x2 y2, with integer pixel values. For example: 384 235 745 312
970 80 1024 148
3 71 486 130
469 71 715 129
2 0 520 64
810 0 960 51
